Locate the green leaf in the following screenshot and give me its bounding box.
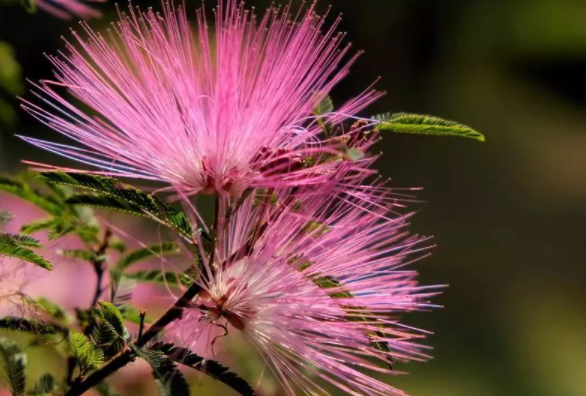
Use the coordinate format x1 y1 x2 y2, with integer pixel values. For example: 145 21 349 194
301 221 331 237
0 233 41 248
132 346 189 396
0 42 23 95
68 332 104 373
374 113 485 142
151 343 257 396
0 211 13 229
119 305 151 325
345 147 365 161
0 337 26 396
20 219 54 235
313 95 334 135
0 317 65 336
117 243 180 272
35 298 67 322
60 249 105 263
0 176 63 216
123 270 192 288
0 234 52 270
18 0 36 13
30 373 55 395
90 302 129 356
110 243 181 299
39 172 193 240
313 95 334 116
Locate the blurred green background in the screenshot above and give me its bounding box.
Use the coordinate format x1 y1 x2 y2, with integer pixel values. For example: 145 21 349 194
1 0 585 395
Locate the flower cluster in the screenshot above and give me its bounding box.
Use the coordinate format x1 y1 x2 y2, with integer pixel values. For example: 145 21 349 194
16 1 446 396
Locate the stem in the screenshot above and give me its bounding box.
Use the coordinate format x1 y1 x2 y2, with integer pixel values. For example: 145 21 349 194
90 228 112 308
137 311 146 343
64 282 203 396
64 199 224 396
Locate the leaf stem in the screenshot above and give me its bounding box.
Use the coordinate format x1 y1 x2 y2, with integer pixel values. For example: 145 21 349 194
90 228 112 308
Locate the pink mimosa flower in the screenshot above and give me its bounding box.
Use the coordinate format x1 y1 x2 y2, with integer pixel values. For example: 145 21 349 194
175 179 439 396
20 1 381 196
37 0 105 20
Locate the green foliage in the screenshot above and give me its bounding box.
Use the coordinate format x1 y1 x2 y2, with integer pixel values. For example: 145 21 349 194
39 172 193 241
314 95 334 116
131 346 189 396
110 242 181 299
18 0 36 13
90 302 129 357
29 373 56 396
374 112 485 142
0 176 63 216
0 337 26 396
60 249 105 263
345 147 365 161
152 343 258 396
119 305 150 325
1 234 41 248
68 332 104 374
313 95 334 136
290 256 394 368
0 317 65 336
0 41 24 126
123 270 192 288
301 221 331 237
0 211 13 229
0 233 52 270
0 0 36 13
35 298 67 322
0 173 99 245
311 275 354 299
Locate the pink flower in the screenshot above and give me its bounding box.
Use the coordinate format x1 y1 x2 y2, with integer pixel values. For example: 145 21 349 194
37 0 105 20
21 1 381 196
175 178 439 396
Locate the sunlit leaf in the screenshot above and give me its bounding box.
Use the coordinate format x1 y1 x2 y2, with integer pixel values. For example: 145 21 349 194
374 112 485 142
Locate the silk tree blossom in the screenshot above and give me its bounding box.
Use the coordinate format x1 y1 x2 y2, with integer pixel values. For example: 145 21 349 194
173 177 439 396
37 0 105 20
20 1 382 196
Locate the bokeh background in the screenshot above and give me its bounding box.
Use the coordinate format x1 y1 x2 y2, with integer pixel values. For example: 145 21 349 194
1 1 585 395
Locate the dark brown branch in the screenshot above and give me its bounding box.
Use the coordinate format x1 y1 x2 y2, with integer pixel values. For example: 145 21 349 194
90 228 112 308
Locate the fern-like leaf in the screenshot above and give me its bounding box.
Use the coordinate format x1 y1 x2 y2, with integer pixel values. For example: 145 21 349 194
374 112 485 142
0 234 51 270
0 317 66 336
68 332 104 374
110 243 181 299
0 337 26 396
39 172 193 240
0 176 63 216
123 270 192 288
132 346 189 396
151 343 258 396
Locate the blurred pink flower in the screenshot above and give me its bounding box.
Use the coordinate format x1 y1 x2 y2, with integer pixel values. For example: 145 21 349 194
175 179 439 396
21 1 381 196
37 0 105 20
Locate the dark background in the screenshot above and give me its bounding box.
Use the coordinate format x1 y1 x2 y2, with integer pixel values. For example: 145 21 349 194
1 1 585 395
